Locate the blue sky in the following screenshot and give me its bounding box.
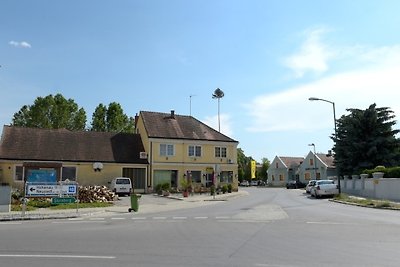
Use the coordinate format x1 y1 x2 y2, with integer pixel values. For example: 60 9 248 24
2 0 400 162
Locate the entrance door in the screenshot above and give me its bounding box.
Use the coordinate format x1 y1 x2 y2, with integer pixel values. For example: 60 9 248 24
205 173 214 187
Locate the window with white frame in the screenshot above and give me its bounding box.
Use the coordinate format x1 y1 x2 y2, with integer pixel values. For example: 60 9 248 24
215 147 227 158
188 145 201 157
160 144 174 156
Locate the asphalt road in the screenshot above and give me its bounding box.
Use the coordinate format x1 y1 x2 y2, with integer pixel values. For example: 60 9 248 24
1 188 400 267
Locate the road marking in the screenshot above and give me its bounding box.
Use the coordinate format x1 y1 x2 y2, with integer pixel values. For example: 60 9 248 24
194 216 208 220
306 221 356 225
153 217 167 220
111 217 126 220
172 217 187 220
131 217 146 220
0 222 22 225
68 218 84 221
52 221 104 224
0 254 115 259
215 216 230 219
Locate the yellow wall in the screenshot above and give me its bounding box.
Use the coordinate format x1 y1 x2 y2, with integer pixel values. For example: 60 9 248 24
0 161 145 190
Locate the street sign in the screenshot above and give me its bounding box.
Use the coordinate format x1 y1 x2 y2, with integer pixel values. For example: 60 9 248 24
25 183 78 197
51 197 76 205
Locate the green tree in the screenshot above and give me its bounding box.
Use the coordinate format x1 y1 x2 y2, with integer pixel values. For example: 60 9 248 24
237 148 253 182
91 102 134 133
258 157 270 181
333 103 400 175
12 94 86 130
91 104 107 132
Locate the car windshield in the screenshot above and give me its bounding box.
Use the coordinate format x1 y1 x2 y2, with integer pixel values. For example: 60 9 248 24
116 179 131 184
318 180 334 185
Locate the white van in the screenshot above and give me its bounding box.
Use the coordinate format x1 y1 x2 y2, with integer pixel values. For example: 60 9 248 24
110 177 132 196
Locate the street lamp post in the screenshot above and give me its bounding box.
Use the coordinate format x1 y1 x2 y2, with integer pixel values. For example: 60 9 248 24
308 143 317 180
308 97 341 193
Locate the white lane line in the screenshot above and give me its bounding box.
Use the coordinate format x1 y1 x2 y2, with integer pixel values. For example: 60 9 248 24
153 217 167 220
306 221 356 225
0 254 115 259
68 218 84 221
131 217 146 220
172 217 187 220
215 216 230 219
111 217 126 220
0 222 22 225
194 216 208 220
52 221 104 224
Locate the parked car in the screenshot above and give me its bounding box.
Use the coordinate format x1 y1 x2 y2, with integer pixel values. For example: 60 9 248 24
109 177 133 196
286 180 306 189
305 180 317 193
240 180 250 187
250 180 259 186
310 180 339 198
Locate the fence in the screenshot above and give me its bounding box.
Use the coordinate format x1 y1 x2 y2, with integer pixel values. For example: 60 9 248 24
341 174 400 202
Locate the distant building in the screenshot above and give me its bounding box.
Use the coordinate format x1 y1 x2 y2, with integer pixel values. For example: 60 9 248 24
267 156 304 187
268 152 336 186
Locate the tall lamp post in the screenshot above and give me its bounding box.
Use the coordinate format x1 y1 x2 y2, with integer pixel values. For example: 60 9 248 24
308 143 317 180
308 97 341 193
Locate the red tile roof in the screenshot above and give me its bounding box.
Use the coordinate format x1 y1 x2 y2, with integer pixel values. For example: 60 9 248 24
0 126 148 164
140 111 238 143
279 156 304 168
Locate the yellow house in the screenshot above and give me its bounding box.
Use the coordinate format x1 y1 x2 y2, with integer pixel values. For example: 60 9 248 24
0 126 148 192
136 110 239 192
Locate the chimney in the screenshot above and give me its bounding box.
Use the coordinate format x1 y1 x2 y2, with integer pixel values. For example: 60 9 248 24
170 110 175 119
134 113 139 130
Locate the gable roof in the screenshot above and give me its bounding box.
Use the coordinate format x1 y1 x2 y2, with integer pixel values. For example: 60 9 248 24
279 156 304 168
316 153 335 168
140 110 238 143
0 126 148 164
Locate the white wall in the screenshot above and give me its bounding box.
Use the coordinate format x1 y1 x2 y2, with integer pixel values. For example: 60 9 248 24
342 177 400 202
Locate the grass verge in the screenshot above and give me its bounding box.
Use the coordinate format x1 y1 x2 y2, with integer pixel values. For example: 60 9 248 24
334 194 400 209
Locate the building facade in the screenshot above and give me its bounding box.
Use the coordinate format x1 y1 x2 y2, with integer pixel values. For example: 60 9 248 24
136 110 239 192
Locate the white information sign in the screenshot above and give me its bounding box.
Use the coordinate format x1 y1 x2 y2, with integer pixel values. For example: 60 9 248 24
25 184 77 197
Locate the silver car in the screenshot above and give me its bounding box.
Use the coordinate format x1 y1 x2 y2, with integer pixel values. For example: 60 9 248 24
310 180 339 198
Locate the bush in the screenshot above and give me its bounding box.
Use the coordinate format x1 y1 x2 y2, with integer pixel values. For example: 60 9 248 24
161 183 170 191
362 166 400 178
227 184 232 193
28 198 52 208
222 185 228 194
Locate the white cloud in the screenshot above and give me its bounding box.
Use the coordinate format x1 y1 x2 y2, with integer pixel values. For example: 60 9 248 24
247 44 400 133
283 27 335 78
9 40 31 48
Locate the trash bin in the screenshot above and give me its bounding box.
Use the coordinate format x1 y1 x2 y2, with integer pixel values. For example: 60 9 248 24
128 193 141 212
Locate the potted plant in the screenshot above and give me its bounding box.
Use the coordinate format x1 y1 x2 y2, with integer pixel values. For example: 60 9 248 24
222 184 228 194
227 184 232 193
180 178 191 197
161 183 170 196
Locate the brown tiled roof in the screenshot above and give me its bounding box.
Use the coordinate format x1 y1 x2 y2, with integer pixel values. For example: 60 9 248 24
316 153 335 168
279 156 304 168
140 111 238 143
0 126 148 164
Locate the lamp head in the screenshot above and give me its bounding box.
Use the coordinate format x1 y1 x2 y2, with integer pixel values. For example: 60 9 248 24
308 97 319 101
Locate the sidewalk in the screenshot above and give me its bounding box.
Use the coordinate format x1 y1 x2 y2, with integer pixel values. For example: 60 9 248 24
0 190 249 221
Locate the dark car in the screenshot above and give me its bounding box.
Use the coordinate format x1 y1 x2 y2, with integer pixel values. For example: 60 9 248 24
286 180 306 189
